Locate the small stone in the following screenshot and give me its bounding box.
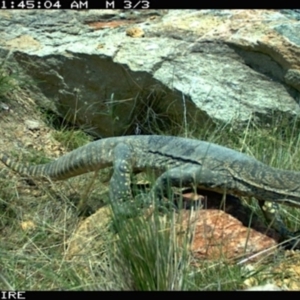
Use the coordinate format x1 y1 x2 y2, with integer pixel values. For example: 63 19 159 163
24 120 41 131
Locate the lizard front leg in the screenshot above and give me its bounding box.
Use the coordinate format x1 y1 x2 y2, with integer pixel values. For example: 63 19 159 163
146 164 232 208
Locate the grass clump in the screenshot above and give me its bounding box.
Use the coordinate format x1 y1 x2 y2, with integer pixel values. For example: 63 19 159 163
109 201 193 290
52 129 92 151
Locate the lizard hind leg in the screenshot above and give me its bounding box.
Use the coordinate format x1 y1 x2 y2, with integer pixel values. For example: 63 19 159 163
109 143 140 218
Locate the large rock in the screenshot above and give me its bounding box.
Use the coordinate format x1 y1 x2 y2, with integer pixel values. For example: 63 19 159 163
1 9 300 137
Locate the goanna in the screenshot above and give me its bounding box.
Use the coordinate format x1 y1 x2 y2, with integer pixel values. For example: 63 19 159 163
1 135 300 242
